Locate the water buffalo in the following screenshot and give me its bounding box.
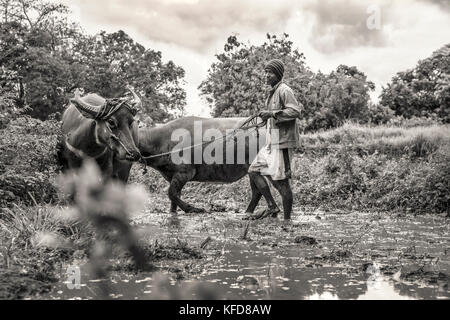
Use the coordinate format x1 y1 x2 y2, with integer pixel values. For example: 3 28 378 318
138 116 268 213
58 87 142 182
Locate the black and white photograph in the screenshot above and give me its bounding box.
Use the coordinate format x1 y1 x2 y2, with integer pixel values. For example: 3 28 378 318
0 0 449 306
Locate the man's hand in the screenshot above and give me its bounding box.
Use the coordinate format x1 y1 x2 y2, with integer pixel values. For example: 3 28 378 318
259 110 274 121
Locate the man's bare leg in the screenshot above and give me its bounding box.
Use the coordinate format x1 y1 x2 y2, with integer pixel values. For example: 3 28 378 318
245 172 280 219
268 177 293 220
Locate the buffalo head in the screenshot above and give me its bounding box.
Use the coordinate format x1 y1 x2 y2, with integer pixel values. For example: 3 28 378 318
70 86 142 161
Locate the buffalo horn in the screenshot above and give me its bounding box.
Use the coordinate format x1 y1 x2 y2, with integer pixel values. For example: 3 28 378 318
126 85 142 110
70 89 101 117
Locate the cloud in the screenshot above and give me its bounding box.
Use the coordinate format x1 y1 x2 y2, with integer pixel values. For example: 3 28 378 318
70 0 296 53
63 0 450 114
302 0 391 54
67 0 448 56
423 0 450 12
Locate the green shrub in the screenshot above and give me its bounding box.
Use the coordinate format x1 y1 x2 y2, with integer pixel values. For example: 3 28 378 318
0 117 61 207
0 89 19 129
299 122 450 158
288 123 450 213
367 104 395 125
387 115 443 128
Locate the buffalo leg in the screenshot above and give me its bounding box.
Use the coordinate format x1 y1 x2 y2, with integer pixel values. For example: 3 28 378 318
168 171 205 214
159 174 178 213
245 178 262 213
268 177 293 220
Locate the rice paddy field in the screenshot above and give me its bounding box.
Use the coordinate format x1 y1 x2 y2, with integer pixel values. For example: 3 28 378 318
1 121 449 300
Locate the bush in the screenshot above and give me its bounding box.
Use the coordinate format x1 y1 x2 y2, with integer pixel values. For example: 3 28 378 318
292 124 450 213
0 88 21 129
0 117 62 207
299 122 450 158
367 104 395 125
387 115 443 128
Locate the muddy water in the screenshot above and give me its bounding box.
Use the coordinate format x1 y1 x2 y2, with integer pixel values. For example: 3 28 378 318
41 209 449 300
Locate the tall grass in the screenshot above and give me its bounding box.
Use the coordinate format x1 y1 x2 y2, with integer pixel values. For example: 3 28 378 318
0 117 61 207
0 204 90 299
291 123 450 213
299 122 450 158
0 205 88 251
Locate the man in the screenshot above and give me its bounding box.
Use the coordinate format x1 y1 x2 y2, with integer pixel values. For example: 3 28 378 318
246 59 302 221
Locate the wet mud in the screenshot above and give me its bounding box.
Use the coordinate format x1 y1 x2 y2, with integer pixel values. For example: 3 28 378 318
37 198 450 300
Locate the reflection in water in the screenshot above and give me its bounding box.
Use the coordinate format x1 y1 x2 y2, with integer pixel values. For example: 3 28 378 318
308 291 339 300
40 211 450 300
359 278 412 300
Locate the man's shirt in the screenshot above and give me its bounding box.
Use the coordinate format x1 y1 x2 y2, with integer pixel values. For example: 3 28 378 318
265 81 302 149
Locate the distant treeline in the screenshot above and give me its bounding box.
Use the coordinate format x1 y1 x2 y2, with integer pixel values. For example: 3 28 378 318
199 34 450 131
0 0 186 123
0 1 449 131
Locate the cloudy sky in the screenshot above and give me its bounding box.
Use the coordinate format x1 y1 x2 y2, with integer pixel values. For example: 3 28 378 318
60 0 450 116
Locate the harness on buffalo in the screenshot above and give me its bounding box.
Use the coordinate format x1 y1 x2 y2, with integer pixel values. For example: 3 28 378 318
65 86 142 160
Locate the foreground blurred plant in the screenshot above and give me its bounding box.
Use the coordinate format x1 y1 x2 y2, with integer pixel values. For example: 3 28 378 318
59 160 150 294
0 203 85 299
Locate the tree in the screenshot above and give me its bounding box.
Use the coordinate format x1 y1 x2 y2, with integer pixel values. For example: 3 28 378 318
0 0 186 121
200 34 375 132
0 0 83 119
380 43 450 122
72 30 186 122
0 0 67 29
301 65 375 131
0 67 18 127
199 33 310 117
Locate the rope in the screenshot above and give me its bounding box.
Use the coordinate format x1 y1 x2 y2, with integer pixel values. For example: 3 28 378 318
140 115 265 160
105 124 135 157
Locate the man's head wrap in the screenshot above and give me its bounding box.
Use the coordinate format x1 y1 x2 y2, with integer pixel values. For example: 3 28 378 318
265 59 285 81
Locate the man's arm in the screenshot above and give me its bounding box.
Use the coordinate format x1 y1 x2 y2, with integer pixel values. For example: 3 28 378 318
273 86 302 122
